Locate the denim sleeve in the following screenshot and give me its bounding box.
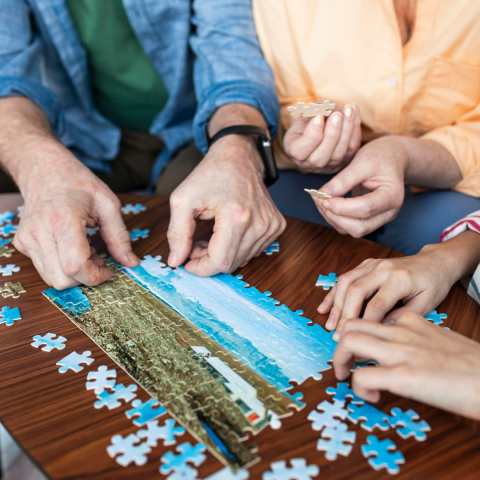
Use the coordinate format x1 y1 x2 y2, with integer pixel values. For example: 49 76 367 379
0 0 64 136
190 0 279 153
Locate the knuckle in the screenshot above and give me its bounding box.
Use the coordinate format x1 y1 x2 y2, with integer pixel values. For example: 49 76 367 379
62 259 83 278
369 298 386 313
51 277 73 291
350 224 366 238
169 191 187 210
348 283 365 298
231 207 252 228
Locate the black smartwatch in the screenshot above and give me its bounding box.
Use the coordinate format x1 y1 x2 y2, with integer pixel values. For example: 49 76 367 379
206 125 279 187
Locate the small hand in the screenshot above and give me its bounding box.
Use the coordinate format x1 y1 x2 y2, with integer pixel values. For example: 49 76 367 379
333 312 480 420
284 104 361 174
166 135 286 276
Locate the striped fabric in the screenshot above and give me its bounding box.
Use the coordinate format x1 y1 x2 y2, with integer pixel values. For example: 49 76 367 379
441 210 480 305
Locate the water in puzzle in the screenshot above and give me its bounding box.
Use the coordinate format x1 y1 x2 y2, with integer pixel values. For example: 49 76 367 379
43 257 336 470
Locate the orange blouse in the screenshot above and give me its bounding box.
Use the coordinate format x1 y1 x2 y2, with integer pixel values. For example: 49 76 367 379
253 0 480 196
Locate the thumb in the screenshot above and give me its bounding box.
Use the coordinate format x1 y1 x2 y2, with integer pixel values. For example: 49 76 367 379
284 115 324 161
97 198 139 267
321 161 367 197
167 195 196 267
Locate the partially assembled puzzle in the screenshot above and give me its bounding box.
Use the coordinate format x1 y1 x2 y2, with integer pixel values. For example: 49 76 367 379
43 256 336 470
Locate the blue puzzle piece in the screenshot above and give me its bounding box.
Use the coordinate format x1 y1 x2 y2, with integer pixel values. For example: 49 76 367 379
315 273 338 290
137 419 185 447
264 241 279 255
31 333 67 352
125 398 167 426
94 383 137 410
425 310 447 325
0 211 15 225
56 351 93 373
122 203 146 214
130 228 150 241
347 403 390 431
160 442 206 475
0 239 11 248
350 359 379 371
0 306 21 326
317 422 356 461
44 286 90 314
0 224 18 237
361 435 405 474
388 407 431 441
263 459 319 480
326 382 364 404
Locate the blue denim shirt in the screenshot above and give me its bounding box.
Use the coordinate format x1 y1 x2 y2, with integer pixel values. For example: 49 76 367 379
0 0 279 187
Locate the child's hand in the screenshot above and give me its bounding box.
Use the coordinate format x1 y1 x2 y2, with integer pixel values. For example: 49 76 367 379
333 312 480 420
318 231 480 341
284 104 361 174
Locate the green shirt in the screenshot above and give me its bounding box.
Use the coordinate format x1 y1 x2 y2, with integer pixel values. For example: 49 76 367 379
66 0 169 131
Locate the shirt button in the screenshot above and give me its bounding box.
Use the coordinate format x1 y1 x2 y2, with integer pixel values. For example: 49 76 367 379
387 76 397 87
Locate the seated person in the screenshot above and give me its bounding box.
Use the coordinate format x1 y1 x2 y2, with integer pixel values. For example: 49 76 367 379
252 0 480 255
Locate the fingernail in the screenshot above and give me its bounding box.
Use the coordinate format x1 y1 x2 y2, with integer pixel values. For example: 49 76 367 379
331 112 342 126
313 115 323 127
322 201 330 209
168 251 177 266
333 327 343 341
344 106 353 118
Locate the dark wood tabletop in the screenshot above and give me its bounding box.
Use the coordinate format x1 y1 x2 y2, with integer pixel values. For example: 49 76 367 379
0 193 479 480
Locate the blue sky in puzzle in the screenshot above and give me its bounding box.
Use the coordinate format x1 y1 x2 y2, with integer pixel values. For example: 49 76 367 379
44 287 91 314
118 259 336 400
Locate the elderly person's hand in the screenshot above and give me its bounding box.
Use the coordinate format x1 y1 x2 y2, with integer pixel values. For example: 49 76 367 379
333 311 480 420
283 104 362 174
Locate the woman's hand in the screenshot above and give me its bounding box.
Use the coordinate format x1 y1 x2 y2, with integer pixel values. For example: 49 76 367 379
283 104 362 174
333 312 480 421
318 230 480 341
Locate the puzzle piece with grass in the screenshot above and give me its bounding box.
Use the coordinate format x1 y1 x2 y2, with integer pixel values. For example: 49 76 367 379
137 419 185 447
130 228 150 241
0 306 21 326
316 273 338 290
317 422 356 461
265 241 279 255
122 203 146 214
57 351 94 373
262 458 320 480
126 398 167 426
1 282 25 299
347 402 390 432
388 407 431 441
287 100 335 117
326 383 364 405
308 400 348 431
94 383 137 410
0 239 15 257
107 433 151 467
86 365 117 394
361 435 405 474
31 333 66 352
425 310 447 325
160 442 206 475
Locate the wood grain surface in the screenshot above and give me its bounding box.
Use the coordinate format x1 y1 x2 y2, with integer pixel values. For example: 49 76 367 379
0 193 479 480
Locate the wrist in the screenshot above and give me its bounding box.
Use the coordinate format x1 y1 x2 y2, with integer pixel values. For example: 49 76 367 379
208 103 267 136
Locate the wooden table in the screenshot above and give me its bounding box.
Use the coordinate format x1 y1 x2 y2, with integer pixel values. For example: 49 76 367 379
0 194 479 480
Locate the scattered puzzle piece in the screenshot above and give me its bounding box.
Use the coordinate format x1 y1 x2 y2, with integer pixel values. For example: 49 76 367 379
107 433 151 467
121 203 146 214
137 419 185 447
265 241 279 255
86 227 99 236
0 264 20 276
425 310 447 325
94 383 137 410
308 400 348 431
315 273 338 290
130 228 150 241
56 351 94 373
262 458 320 480
317 422 356 461
326 383 364 405
361 435 405 475
86 365 117 394
347 403 390 432
31 333 66 352
126 398 167 426
0 224 18 237
0 306 21 326
388 408 431 441
160 442 206 475
1 282 25 299
351 359 378 371
0 239 15 257
205 467 249 480
287 100 335 117
0 211 15 224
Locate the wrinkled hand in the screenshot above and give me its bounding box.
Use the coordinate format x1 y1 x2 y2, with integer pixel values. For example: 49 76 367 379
333 312 480 420
313 136 408 238
284 104 361 174
15 146 139 290
167 135 286 276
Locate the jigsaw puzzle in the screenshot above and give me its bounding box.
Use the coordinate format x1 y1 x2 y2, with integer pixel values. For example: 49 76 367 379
388 408 430 441
122 203 146 214
0 264 20 276
0 211 15 224
425 310 447 325
56 351 94 373
347 403 390 432
86 227 99 236
86 365 117 394
326 383 364 405
308 400 348 431
126 398 167 426
262 458 319 480
94 383 137 410
107 433 151 467
43 255 337 469
287 100 335 117
0 306 21 326
137 419 185 447
31 333 66 352
264 241 279 255
0 239 15 257
361 435 405 474
317 422 356 460
1 282 25 299
130 228 150 241
160 442 206 475
315 273 338 290
0 224 18 237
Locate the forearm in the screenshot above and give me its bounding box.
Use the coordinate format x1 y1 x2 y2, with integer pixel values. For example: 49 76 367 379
394 136 463 188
